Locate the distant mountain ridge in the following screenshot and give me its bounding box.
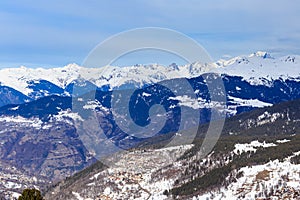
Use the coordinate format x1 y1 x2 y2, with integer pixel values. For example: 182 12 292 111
0 51 299 107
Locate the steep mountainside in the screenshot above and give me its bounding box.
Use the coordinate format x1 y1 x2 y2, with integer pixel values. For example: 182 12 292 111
44 98 300 200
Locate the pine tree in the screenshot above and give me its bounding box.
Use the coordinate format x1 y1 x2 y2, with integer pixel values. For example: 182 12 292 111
18 188 44 200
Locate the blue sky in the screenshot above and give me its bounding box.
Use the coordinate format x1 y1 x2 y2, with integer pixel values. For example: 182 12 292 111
0 0 299 68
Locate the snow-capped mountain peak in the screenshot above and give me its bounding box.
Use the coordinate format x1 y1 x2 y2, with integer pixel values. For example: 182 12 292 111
216 52 300 85
0 64 82 96
249 51 273 59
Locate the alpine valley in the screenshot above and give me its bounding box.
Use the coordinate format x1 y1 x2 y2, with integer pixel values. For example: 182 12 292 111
0 51 300 199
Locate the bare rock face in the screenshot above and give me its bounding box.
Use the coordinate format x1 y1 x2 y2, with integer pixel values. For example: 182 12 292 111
0 117 95 183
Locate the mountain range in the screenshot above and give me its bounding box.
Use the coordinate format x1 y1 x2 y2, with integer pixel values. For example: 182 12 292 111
0 51 299 105
0 51 300 199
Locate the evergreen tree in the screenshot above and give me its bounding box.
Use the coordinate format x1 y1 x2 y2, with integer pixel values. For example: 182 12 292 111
18 188 44 200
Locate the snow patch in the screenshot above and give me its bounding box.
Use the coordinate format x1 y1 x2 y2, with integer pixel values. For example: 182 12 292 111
0 116 43 128
50 110 83 124
142 92 151 97
276 139 291 144
228 96 272 108
234 140 276 155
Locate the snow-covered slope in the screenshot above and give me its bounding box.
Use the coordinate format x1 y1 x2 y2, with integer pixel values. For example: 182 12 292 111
196 153 300 200
0 64 81 96
215 51 300 85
